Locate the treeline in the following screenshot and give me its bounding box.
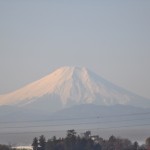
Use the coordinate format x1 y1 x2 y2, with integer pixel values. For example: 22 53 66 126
32 130 150 150
0 144 11 150
0 130 149 150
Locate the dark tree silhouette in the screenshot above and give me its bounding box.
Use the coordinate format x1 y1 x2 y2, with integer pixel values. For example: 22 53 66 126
0 144 10 150
39 135 46 150
31 130 149 150
133 141 139 150
32 137 38 150
146 137 150 150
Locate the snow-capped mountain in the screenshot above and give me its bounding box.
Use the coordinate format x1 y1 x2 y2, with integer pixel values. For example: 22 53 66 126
0 66 150 110
0 66 149 144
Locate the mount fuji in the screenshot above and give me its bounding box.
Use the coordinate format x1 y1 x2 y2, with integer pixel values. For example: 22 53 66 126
0 66 150 112
0 66 150 144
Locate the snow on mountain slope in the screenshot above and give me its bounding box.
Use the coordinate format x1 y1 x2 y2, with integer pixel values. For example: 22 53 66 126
0 66 149 108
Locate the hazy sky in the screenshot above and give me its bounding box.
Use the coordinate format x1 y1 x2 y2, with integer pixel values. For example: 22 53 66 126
0 0 150 99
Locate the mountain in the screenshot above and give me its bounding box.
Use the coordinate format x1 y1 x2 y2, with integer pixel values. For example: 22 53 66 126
0 66 150 144
0 66 150 112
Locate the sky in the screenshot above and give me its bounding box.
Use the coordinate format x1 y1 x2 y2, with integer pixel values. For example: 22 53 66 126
0 0 150 99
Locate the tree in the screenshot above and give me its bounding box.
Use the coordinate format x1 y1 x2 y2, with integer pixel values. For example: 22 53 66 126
39 135 46 150
146 137 150 150
66 129 76 139
108 135 116 150
0 144 10 150
32 137 38 150
83 131 91 139
133 141 139 150
138 145 146 150
65 130 77 150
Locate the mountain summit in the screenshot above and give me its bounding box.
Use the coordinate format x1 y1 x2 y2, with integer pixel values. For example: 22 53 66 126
0 66 150 110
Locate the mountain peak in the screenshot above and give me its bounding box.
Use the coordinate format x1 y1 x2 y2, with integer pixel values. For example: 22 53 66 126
54 66 89 76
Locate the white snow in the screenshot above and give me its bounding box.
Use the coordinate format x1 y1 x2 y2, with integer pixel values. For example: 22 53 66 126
0 66 147 108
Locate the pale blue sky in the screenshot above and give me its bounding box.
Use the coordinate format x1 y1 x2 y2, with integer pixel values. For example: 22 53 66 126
0 0 150 98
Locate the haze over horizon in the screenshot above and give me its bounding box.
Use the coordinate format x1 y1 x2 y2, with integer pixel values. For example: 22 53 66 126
0 0 150 99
